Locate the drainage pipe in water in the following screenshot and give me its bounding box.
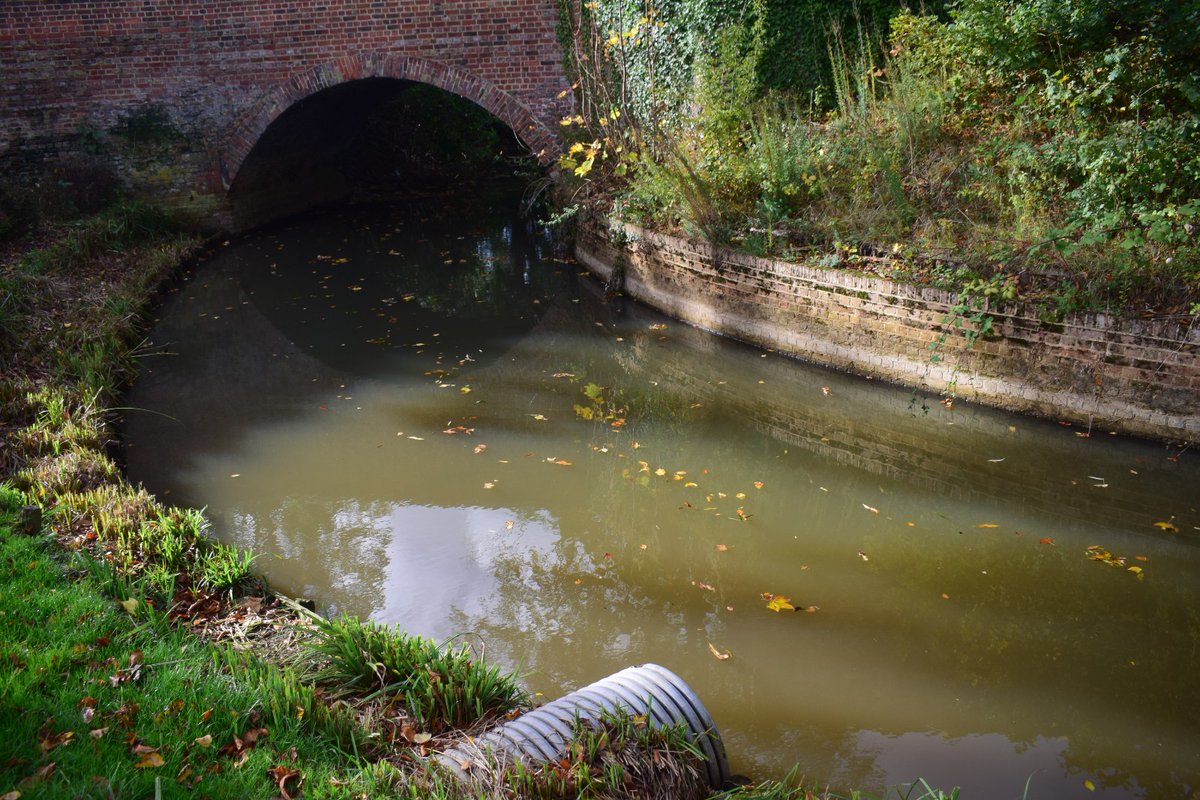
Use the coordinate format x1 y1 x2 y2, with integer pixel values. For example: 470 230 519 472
437 663 732 789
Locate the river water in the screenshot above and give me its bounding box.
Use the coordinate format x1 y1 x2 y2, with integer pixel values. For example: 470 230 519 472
122 188 1200 799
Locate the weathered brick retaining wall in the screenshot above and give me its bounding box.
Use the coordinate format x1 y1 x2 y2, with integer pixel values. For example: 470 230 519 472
0 0 570 225
576 221 1200 443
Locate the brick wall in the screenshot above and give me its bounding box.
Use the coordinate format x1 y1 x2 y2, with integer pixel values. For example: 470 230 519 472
576 221 1200 443
0 0 571 222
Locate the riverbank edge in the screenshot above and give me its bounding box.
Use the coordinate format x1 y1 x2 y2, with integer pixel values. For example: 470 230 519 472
575 218 1200 444
0 212 741 800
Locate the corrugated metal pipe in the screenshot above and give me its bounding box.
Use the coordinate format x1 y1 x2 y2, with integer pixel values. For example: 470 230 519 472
436 663 731 789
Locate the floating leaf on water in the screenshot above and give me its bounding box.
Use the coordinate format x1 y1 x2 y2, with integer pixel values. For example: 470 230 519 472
753 481 764 489
483 482 495 489
764 594 795 612
1039 537 1055 545
654 468 667 476
1084 779 1096 792
941 593 950 600
858 551 869 561
715 544 729 551
862 504 879 514
1153 520 1179 533
692 581 715 592
987 458 1005 463
735 492 746 499
529 414 548 421
707 642 731 660
976 523 1000 528
473 443 487 454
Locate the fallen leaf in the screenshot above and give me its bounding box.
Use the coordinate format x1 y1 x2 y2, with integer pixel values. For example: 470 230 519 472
862 504 879 514
529 414 548 421
267 765 302 800
118 598 139 615
987 458 1005 463
194 735 212 748
1039 537 1055 545
505 520 514 530
857 551 869 561
473 443 488 454
483 482 495 489
941 593 950 600
975 523 1000 528
765 594 795 612
134 752 165 769
1153 520 1179 533
707 643 731 660
714 544 728 551
89 727 109 740
821 386 831 395
1084 778 1096 791
639 544 647 550
693 581 715 592
753 481 764 489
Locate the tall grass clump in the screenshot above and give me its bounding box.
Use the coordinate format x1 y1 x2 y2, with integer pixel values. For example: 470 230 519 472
299 615 527 730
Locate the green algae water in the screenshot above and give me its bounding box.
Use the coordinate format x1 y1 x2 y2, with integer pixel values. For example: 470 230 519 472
122 189 1200 799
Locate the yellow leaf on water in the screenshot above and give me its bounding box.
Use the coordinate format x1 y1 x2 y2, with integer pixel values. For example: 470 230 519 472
1084 779 1096 792
976 523 1000 528
1153 520 1179 533
654 468 666 476
753 481 764 489
715 543 728 551
765 594 795 612
735 492 746 499
862 504 879 514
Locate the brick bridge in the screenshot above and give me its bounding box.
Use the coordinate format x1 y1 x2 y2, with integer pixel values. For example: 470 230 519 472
1 1 573 228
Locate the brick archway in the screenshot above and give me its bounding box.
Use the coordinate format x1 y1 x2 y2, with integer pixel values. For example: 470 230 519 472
218 53 560 190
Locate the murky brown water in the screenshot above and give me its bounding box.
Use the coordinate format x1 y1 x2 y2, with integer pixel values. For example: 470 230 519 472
123 188 1200 799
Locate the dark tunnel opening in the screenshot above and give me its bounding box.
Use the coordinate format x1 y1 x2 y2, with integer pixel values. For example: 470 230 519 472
228 77 533 230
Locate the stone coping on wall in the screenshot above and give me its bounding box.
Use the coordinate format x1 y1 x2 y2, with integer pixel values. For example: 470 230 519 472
574 219 1199 444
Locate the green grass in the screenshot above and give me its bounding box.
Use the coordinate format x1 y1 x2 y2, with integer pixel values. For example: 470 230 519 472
299 615 528 730
0 489 367 800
